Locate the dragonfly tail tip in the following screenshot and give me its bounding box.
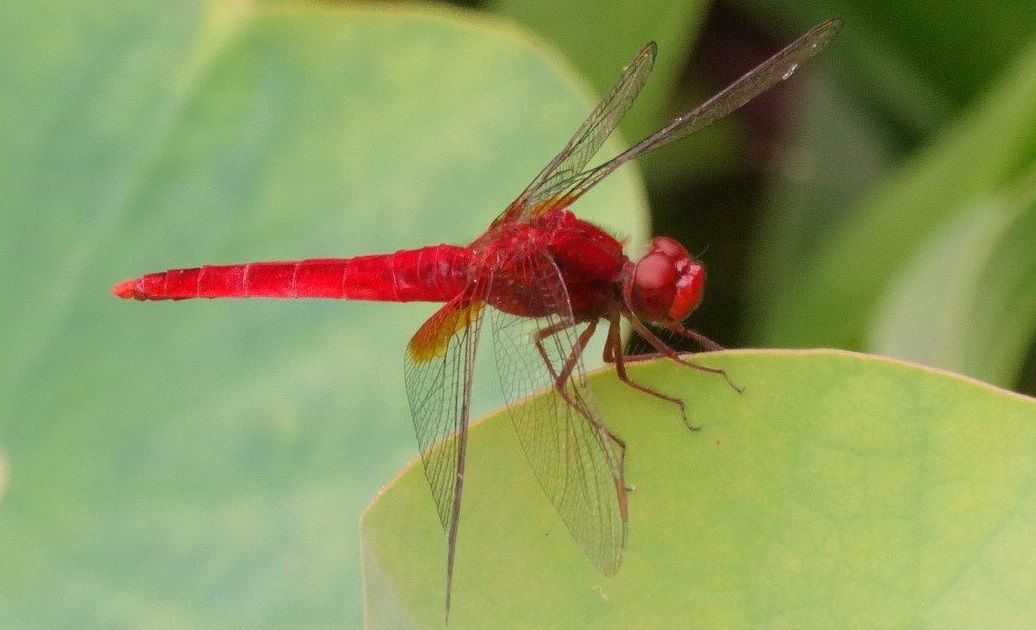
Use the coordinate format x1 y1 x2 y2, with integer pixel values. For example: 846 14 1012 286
111 278 138 299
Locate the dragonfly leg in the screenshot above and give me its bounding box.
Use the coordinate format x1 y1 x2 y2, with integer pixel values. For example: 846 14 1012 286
604 313 699 431
621 308 742 393
533 319 628 454
614 322 726 362
551 321 597 389
659 320 725 352
531 319 582 386
533 317 630 519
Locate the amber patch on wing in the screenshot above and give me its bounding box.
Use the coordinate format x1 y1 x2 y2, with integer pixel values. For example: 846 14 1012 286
407 301 483 362
529 194 571 218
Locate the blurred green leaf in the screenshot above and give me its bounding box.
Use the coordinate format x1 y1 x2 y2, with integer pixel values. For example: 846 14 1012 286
751 31 1036 378
869 177 1036 387
487 0 708 144
363 350 1036 628
734 0 1036 131
486 0 753 189
0 2 649 626
748 69 898 336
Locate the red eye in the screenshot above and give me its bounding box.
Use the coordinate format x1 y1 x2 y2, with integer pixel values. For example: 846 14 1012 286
629 237 705 322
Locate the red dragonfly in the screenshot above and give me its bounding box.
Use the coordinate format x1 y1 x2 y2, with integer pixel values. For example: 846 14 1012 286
114 19 839 615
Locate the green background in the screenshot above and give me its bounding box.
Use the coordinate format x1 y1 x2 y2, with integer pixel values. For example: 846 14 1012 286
2 0 1034 627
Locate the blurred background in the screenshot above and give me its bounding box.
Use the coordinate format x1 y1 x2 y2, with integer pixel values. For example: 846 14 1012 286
2 0 1034 627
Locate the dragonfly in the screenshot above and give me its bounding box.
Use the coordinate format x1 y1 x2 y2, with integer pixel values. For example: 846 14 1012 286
113 19 840 617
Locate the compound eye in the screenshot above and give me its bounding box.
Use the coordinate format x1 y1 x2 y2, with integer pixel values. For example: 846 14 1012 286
630 252 677 320
668 259 705 321
630 237 705 322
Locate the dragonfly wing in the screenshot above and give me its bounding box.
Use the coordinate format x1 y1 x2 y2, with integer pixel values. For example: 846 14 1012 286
495 42 657 225
527 18 842 211
403 284 488 613
487 251 627 575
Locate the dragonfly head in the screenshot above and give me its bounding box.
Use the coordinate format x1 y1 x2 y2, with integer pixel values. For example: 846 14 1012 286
628 237 705 322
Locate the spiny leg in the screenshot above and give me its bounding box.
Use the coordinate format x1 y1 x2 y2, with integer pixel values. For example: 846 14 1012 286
621 322 724 363
532 319 628 454
604 313 700 431
533 319 594 390
660 320 726 352
623 309 742 393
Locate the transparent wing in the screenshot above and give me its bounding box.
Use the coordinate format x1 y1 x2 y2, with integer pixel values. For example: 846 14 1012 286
527 18 842 211
403 285 488 612
494 42 657 226
488 251 627 574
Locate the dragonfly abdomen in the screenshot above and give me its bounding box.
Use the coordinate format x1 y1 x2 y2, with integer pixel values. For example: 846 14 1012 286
112 245 472 302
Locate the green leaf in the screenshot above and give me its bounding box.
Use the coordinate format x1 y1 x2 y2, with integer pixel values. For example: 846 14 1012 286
0 3 648 627
362 350 1036 628
487 0 708 144
734 0 1036 130
747 68 898 340
486 0 749 188
752 31 1036 369
869 179 1036 387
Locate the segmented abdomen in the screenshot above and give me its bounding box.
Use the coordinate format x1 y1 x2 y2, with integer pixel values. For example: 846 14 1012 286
112 244 472 303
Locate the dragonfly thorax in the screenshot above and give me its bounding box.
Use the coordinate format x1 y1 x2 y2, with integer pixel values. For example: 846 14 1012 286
628 236 705 322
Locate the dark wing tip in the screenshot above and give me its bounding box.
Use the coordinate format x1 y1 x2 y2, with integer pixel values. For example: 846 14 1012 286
629 42 656 67
809 18 843 49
